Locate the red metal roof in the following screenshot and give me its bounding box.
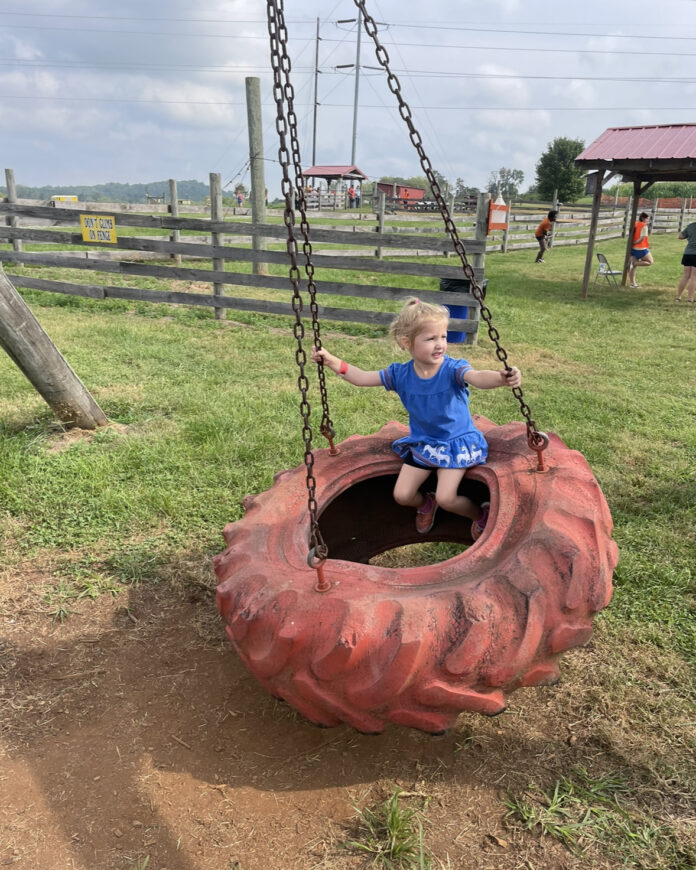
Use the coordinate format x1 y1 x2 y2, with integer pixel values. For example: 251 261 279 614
302 164 367 180
576 124 696 161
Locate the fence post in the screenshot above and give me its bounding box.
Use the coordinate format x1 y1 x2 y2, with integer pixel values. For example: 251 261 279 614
169 179 181 265
209 172 225 320
375 191 385 260
622 196 632 237
679 198 686 233
502 200 511 254
549 189 559 247
469 192 490 346
4 168 22 263
650 198 659 232
245 76 269 276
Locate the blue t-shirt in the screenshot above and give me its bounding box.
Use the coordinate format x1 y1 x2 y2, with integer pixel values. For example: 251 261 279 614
379 356 488 468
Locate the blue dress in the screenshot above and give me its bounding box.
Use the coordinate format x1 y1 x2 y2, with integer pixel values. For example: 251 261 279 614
379 356 488 468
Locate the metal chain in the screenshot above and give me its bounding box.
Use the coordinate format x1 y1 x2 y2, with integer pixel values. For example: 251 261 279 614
267 0 336 450
353 0 545 452
267 0 328 564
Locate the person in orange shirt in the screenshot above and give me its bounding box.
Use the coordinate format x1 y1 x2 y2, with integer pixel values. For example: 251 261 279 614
534 209 557 263
628 211 654 287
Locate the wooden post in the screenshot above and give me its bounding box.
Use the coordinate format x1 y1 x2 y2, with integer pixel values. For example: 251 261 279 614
622 181 643 286
4 168 23 262
245 76 268 276
209 172 225 320
581 170 605 298
679 197 686 232
472 191 490 274
549 189 559 247
468 191 490 346
0 265 108 429
622 195 632 237
375 191 385 260
169 179 181 266
650 197 659 235
502 200 511 254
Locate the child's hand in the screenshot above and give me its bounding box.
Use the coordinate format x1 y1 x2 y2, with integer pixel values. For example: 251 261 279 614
503 366 521 388
311 347 330 365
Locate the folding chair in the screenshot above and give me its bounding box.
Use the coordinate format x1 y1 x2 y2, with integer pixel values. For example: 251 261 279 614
594 253 622 287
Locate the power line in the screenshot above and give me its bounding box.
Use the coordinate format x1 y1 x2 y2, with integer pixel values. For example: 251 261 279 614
0 93 693 111
3 19 696 43
2 57 693 85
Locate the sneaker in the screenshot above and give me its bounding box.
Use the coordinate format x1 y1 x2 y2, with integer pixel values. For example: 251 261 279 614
629 282 639 288
471 502 490 541
536 258 545 263
416 493 438 534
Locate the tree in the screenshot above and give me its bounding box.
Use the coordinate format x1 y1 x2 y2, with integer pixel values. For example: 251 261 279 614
534 137 586 202
427 170 452 202
454 178 479 200
486 167 524 202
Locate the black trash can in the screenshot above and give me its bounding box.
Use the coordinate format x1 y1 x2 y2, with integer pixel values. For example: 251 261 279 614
439 277 487 343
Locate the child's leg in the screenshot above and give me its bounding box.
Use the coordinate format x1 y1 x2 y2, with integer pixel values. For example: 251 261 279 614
434 469 481 521
393 464 432 509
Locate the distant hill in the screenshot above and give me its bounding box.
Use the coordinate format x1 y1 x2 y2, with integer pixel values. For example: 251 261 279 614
1 179 210 204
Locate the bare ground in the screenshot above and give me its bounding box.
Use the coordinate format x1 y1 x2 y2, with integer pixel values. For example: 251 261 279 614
1 556 694 870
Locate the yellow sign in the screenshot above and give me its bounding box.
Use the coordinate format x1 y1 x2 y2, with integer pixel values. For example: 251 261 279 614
80 214 117 244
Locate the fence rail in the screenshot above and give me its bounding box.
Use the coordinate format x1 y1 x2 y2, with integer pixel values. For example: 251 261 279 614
0 202 487 342
2 195 695 339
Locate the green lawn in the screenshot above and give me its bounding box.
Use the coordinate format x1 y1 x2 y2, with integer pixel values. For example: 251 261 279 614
1 229 694 866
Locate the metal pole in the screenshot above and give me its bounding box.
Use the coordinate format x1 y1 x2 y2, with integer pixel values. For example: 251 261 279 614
350 10 362 165
312 17 320 166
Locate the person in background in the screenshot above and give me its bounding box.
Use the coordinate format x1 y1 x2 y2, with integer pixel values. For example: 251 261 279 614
676 219 696 302
347 185 356 209
534 210 558 263
628 211 654 287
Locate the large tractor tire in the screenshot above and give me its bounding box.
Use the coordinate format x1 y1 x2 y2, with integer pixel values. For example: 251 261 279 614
214 418 617 734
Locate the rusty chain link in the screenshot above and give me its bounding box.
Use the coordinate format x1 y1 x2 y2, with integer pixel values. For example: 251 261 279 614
267 0 328 564
353 0 546 454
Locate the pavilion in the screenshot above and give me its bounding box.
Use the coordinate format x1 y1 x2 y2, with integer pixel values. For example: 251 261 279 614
574 124 696 296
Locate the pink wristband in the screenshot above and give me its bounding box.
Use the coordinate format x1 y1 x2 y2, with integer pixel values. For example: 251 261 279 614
338 360 348 376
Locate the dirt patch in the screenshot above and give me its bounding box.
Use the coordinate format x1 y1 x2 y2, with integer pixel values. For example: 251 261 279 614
0 561 693 869
45 422 131 454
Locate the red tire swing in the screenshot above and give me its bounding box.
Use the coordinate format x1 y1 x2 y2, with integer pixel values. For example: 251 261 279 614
214 0 618 734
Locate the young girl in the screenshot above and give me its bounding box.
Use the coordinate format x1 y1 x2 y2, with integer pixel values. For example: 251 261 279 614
311 298 522 540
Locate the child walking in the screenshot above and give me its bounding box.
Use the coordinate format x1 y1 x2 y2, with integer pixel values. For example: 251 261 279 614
311 298 522 540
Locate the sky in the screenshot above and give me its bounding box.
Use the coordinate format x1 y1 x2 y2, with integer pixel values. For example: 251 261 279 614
2 0 696 199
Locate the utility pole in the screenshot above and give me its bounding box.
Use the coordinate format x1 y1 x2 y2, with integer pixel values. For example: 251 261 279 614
351 9 362 166
312 17 320 166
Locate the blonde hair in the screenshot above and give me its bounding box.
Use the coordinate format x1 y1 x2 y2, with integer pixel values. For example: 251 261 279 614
389 297 449 349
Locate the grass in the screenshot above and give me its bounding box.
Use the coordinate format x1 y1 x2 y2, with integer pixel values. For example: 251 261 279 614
504 767 693 869
342 787 432 868
1 228 695 867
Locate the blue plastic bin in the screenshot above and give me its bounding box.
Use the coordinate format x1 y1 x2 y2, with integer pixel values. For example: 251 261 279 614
439 277 487 343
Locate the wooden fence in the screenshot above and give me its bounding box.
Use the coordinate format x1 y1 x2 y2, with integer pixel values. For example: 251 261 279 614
2 193 694 343
0 200 487 344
